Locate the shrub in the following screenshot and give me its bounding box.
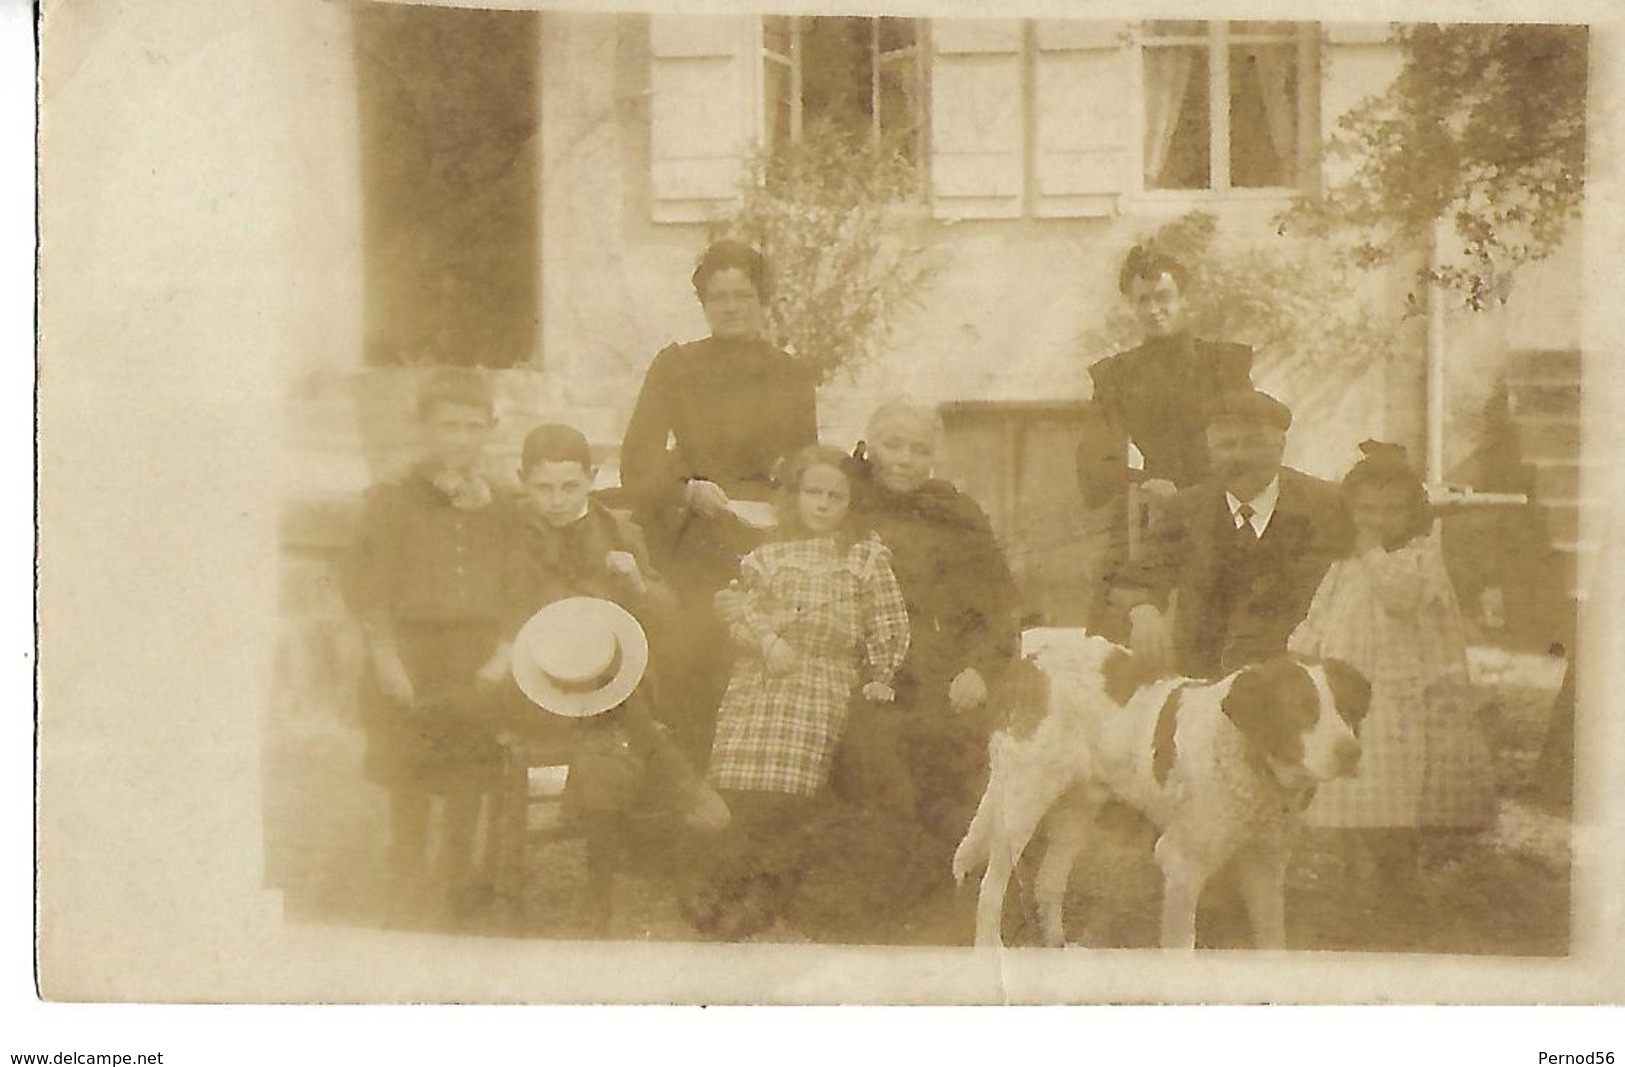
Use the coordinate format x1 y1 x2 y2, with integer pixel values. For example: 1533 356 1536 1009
1080 211 1394 407
710 121 935 383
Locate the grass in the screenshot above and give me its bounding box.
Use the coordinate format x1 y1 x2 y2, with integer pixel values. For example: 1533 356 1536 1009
265 643 1573 954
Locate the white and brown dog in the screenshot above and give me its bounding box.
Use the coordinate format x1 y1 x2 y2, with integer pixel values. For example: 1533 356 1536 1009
953 630 1371 950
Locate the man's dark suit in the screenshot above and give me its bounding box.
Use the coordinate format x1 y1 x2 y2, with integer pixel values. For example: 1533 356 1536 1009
1112 468 1353 679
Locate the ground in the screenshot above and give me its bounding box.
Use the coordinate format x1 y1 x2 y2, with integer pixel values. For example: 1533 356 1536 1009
265 644 1572 955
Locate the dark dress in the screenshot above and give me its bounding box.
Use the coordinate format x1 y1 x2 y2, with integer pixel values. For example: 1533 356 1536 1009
351 467 513 795
1076 333 1254 636
1076 333 1255 506
795 467 1023 942
619 336 819 763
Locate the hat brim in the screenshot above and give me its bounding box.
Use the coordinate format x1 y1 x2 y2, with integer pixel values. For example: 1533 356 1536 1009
511 597 651 718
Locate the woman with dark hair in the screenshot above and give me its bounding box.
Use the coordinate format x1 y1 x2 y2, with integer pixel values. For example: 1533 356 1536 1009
620 240 819 764
1078 246 1257 507
1078 246 1257 636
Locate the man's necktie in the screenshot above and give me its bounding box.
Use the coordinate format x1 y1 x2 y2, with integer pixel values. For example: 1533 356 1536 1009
1236 503 1259 543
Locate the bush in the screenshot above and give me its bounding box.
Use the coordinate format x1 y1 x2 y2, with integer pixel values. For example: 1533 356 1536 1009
710 121 935 383
1080 211 1395 408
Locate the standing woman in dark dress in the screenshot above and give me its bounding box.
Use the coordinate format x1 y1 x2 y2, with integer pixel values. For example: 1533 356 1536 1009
1077 247 1256 638
620 240 819 766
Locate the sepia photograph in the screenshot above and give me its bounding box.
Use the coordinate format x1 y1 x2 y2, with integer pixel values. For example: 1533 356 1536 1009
32 0 1625 1014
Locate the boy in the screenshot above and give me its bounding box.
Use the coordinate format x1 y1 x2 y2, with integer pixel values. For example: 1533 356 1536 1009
350 369 513 924
509 423 676 621
498 424 723 934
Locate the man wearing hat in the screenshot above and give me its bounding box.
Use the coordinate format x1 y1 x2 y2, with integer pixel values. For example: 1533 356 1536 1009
1109 389 1353 679
500 596 728 934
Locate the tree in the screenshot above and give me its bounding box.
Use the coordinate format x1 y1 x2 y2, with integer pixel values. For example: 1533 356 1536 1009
710 121 934 383
1081 211 1392 407
1281 23 1587 310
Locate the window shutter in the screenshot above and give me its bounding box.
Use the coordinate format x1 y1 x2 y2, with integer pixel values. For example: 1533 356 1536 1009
1032 20 1130 218
929 19 1024 220
649 15 758 224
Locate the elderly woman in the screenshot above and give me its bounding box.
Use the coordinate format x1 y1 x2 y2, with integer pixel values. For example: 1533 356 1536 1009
620 240 819 765
794 398 1021 941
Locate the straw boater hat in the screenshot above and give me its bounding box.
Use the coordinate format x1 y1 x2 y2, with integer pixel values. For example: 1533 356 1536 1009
511 597 650 718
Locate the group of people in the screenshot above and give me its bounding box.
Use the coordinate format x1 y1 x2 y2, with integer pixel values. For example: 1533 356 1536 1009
346 238 1496 945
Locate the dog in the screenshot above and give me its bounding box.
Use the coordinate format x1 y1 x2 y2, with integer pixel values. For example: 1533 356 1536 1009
952 630 1370 950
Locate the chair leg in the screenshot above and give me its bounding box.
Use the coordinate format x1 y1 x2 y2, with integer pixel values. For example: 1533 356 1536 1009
491 756 531 928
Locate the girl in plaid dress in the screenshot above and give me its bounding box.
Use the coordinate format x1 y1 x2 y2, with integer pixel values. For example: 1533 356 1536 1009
687 446 910 938
1289 443 1495 898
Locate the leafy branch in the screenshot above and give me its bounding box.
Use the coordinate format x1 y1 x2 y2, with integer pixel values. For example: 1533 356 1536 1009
1280 23 1587 310
1081 211 1393 406
710 121 935 383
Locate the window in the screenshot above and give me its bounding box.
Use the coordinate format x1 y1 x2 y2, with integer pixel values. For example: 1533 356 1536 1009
760 16 927 167
648 16 1318 223
1140 21 1309 193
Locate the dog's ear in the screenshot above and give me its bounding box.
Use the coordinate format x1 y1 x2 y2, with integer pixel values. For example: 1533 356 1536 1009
1220 658 1318 766
1319 657 1372 733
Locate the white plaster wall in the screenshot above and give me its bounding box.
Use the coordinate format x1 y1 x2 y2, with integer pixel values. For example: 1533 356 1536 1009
531 24 1420 485
39 0 351 996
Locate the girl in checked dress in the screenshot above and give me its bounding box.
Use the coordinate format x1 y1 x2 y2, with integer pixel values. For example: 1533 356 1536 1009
686 445 910 939
1288 442 1496 914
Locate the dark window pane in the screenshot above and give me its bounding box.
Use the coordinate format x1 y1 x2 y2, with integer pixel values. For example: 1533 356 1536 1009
1228 20 1294 37
877 54 921 165
764 56 793 149
1143 20 1207 38
1229 44 1297 187
801 16 875 137
877 16 915 54
763 15 793 57
1144 46 1209 189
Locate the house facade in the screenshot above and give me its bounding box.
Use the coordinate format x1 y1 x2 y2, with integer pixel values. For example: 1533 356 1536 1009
280 3 1586 640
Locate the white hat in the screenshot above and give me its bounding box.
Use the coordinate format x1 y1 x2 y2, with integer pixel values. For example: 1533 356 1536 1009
510 597 651 718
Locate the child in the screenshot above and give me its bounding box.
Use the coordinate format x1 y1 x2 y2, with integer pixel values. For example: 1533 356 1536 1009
351 369 514 923
509 423 677 627
1289 442 1495 906
501 423 724 934
503 596 728 936
689 445 911 939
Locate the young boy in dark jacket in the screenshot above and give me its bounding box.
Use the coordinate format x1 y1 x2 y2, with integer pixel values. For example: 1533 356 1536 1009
500 424 724 934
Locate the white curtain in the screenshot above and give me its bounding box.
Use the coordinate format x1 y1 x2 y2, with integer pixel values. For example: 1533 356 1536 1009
1142 48 1195 187
1248 45 1297 183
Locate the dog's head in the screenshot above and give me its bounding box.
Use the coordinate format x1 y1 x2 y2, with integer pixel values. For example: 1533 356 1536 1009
1219 656 1370 787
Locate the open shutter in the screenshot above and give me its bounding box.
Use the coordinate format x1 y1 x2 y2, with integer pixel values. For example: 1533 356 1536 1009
649 15 758 224
1032 20 1130 218
929 19 1024 220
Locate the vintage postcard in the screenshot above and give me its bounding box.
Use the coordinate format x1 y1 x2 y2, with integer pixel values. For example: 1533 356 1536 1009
33 0 1625 1010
